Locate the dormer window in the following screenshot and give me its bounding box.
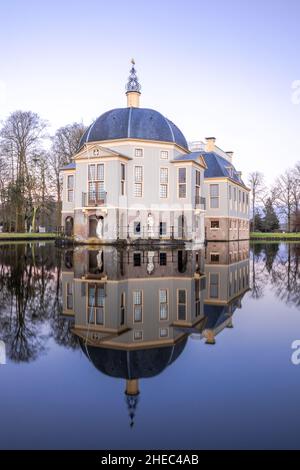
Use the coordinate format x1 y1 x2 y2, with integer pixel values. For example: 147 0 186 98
135 148 143 158
226 166 234 178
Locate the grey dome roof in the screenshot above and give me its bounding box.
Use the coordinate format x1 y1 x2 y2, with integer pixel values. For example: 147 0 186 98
78 107 188 150
79 337 188 379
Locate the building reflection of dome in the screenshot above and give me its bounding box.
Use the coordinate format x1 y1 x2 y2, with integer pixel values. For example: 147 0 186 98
79 336 188 380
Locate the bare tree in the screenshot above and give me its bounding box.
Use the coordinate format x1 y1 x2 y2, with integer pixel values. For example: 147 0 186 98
291 162 300 231
273 169 295 232
247 172 265 231
0 111 48 231
48 122 86 227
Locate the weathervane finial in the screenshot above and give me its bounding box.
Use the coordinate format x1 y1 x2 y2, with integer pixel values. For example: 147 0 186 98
125 59 141 94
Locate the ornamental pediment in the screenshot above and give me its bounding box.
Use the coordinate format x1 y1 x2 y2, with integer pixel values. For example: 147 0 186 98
74 143 131 160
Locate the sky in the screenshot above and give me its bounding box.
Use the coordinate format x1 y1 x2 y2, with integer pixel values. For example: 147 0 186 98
0 0 300 184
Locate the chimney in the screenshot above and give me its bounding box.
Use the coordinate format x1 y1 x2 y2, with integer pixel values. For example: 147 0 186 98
205 137 216 152
226 151 234 163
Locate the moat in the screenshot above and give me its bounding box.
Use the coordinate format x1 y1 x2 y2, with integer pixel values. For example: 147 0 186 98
0 241 299 449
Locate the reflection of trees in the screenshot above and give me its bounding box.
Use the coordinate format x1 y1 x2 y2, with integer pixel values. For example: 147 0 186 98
50 315 78 349
270 244 300 307
250 244 265 299
0 243 78 363
250 242 300 308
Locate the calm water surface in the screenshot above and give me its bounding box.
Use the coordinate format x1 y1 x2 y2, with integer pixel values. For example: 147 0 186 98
0 241 299 450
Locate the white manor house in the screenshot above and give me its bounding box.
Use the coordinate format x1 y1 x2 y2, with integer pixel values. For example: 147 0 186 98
61 61 250 244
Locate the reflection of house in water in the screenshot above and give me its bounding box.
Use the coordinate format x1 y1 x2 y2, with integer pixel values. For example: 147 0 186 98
200 241 250 344
62 246 206 425
61 243 249 424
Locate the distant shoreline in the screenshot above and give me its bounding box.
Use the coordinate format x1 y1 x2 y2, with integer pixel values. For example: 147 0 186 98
0 233 57 241
250 232 300 241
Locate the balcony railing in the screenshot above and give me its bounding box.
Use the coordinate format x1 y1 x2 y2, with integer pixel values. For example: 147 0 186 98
195 196 206 209
82 191 107 207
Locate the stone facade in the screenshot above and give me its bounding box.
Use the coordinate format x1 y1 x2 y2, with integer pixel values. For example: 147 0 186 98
60 66 250 244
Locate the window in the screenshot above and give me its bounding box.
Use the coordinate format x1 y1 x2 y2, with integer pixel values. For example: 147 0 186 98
133 290 143 322
159 252 167 265
209 273 219 299
210 253 220 263
159 289 168 320
67 175 74 202
159 222 167 236
88 164 104 203
229 185 232 200
134 166 143 197
210 184 219 208
133 252 141 266
242 192 245 204
120 292 125 326
227 166 234 178
177 289 187 320
134 221 141 235
211 220 219 229
195 279 201 317
88 285 105 325
121 163 125 195
159 328 169 338
246 193 249 206
160 150 169 159
66 282 73 310
134 330 143 341
178 168 186 198
239 190 241 206
234 187 237 202
135 148 143 158
195 170 201 204
160 168 168 198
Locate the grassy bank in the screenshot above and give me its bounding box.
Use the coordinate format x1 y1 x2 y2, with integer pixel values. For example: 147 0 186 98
0 232 58 240
250 232 300 240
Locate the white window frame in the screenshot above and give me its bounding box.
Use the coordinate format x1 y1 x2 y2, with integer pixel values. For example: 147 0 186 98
133 290 143 323
209 184 219 209
133 330 143 341
88 163 105 202
66 282 73 310
195 169 201 203
160 150 169 160
178 167 187 199
177 288 187 321
159 288 169 321
67 174 74 203
87 284 105 326
159 167 168 199
159 327 169 338
120 163 126 196
133 165 143 197
134 147 144 158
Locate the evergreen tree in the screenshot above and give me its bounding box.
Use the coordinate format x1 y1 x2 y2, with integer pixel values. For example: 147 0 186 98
263 198 280 232
253 211 264 232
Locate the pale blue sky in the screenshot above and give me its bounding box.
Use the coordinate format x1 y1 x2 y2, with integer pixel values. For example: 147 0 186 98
0 0 299 183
